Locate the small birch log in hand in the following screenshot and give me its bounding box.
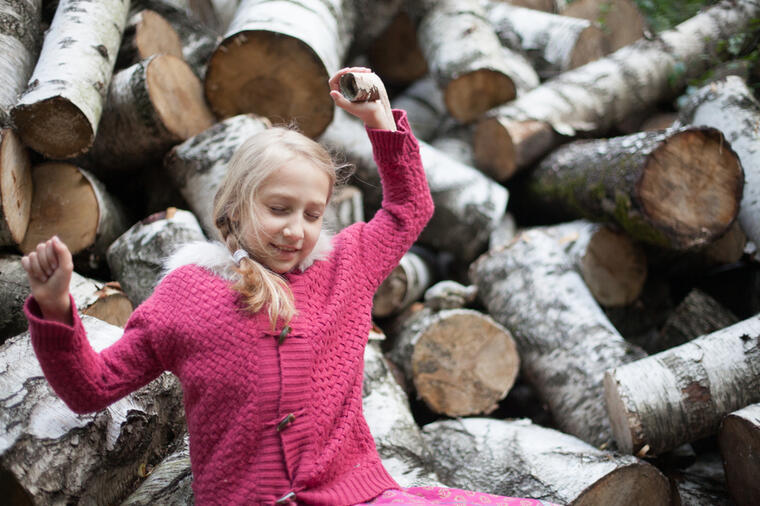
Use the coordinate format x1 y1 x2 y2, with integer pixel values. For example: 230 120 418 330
164 114 271 238
519 127 743 251
719 403 760 506
470 227 646 447
421 417 671 505
11 0 129 159
339 72 382 102
116 9 184 69
0 129 32 249
386 307 519 417
0 316 186 505
0 0 42 127
604 314 760 456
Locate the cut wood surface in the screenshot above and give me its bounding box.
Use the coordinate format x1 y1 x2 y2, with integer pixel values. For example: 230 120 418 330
20 163 129 272
91 54 215 173
11 0 129 159
387 308 519 417
320 110 508 262
416 0 539 123
678 76 760 251
421 417 671 505
604 314 760 455
205 0 355 138
373 250 434 319
107 208 206 306
0 0 42 127
0 316 185 505
719 403 760 506
474 0 760 177
522 127 743 250
470 228 646 446
367 10 427 85
164 114 270 238
117 9 184 69
0 129 32 248
558 0 645 53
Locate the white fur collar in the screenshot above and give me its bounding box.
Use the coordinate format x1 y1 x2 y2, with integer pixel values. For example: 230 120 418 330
162 231 334 280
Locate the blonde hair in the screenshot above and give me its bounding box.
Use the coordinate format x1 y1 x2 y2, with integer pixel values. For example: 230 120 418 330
213 126 338 329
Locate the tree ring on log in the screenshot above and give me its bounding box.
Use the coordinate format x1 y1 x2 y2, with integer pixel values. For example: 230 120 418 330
205 30 332 138
573 463 671 506
20 163 98 255
637 128 743 249
473 117 516 181
12 98 94 159
0 130 32 245
445 69 515 124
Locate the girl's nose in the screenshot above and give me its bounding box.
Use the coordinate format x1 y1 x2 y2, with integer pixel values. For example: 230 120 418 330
283 225 303 240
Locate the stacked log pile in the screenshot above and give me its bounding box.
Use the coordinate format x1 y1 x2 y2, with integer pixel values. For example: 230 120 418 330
1 0 759 503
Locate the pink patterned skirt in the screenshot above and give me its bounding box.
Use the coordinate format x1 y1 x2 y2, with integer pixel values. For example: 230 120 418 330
357 487 561 505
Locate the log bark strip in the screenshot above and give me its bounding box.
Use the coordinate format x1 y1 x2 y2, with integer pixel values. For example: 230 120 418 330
523 127 743 250
11 0 129 159
604 314 760 455
91 54 215 173
205 0 355 138
373 250 433 319
0 129 31 248
719 403 760 506
475 0 760 177
387 308 519 417
164 114 271 238
470 228 646 446
0 0 42 127
421 417 671 505
0 316 185 505
117 9 184 69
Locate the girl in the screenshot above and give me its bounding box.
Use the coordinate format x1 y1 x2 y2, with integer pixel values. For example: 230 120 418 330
22 68 552 506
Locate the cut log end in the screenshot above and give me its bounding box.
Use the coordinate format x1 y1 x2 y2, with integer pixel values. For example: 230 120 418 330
411 311 519 417
20 163 98 255
205 31 333 138
81 285 134 328
568 25 607 69
719 408 760 506
638 128 743 249
148 54 215 139
603 371 637 454
574 463 671 506
368 11 427 84
473 117 516 181
0 129 32 245
444 69 515 124
582 227 647 307
134 10 183 62
12 98 94 159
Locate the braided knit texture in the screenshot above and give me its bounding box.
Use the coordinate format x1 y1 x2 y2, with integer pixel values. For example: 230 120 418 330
25 111 434 506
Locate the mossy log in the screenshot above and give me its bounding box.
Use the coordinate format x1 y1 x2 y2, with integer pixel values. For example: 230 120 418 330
522 127 743 251
0 129 32 248
719 403 760 506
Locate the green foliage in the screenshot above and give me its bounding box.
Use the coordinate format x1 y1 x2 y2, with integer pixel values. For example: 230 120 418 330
633 0 719 33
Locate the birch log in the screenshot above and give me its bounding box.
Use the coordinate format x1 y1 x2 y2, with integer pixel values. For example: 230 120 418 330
421 417 671 505
164 114 271 238
522 127 743 250
390 76 447 142
416 0 539 123
11 0 128 159
481 0 606 80
678 76 760 251
470 228 646 446
320 110 508 262
670 452 732 506
558 0 645 53
0 0 42 127
117 9 184 68
367 10 427 85
107 208 206 306
604 314 760 456
20 163 129 273
387 308 519 417
474 0 760 178
373 250 434 319
90 54 215 173
719 403 760 506
0 316 186 505
0 129 31 248
120 434 194 505
204 0 355 138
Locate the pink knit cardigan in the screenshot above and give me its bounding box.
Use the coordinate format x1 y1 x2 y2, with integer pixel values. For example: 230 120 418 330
25 111 434 505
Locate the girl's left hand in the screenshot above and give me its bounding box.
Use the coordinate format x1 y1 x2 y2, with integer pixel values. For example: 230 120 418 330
329 67 396 131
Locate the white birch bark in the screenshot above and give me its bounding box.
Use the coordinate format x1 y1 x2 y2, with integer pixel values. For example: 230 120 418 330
0 316 186 505
604 314 760 455
421 417 671 504
719 403 760 506
0 0 42 127
470 228 646 446
390 76 447 142
0 128 31 247
677 76 760 251
11 0 129 159
373 250 433 319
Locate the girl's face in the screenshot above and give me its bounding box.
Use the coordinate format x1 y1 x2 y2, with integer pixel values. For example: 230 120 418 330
244 156 331 274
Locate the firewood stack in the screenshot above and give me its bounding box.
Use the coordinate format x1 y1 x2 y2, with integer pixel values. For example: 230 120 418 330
1 0 759 504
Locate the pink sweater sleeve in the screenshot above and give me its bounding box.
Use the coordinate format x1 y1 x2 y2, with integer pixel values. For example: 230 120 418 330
353 109 435 287
23 273 180 414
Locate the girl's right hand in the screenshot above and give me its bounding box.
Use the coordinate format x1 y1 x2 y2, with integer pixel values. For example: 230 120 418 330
21 236 74 325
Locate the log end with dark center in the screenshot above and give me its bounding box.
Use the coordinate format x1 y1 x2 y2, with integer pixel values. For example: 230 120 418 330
12 98 94 159
574 463 671 506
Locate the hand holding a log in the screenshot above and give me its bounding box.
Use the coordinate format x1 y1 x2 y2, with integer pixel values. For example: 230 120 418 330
329 67 396 131
21 236 74 325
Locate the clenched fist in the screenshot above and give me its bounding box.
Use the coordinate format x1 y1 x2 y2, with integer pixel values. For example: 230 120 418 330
21 236 74 325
